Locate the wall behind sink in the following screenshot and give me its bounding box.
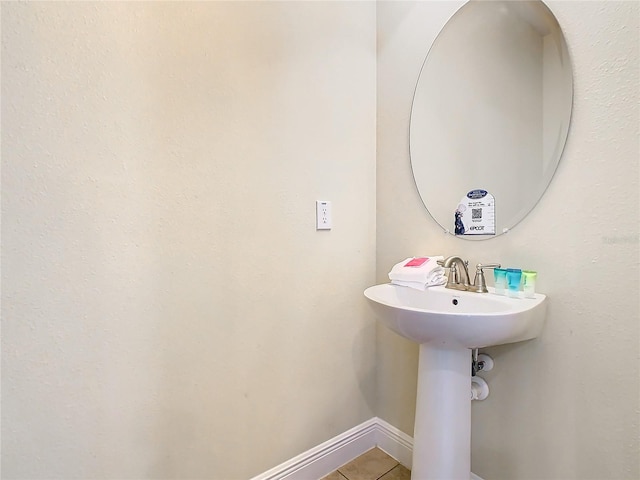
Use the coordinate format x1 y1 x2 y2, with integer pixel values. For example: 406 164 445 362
1 2 376 478
376 1 639 479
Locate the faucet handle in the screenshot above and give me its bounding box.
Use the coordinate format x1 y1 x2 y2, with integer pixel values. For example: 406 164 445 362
476 263 501 271
473 263 501 293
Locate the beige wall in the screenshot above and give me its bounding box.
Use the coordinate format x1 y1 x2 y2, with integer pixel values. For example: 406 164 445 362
1 2 376 479
377 1 639 479
3 1 639 479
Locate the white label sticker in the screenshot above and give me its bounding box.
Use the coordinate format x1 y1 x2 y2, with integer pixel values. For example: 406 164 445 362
454 190 495 236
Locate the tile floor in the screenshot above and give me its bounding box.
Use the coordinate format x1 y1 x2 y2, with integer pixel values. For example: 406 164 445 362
321 447 411 480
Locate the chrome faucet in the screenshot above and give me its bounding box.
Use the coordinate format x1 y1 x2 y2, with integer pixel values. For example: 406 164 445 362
442 256 471 291
441 257 501 293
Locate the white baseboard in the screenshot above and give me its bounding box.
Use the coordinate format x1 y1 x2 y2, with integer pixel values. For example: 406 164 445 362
249 417 484 480
250 417 378 480
372 417 414 469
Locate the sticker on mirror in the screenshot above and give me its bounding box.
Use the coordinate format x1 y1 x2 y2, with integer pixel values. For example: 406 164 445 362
455 190 495 236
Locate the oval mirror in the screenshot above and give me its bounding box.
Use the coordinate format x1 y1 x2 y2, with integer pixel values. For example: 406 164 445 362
410 0 573 239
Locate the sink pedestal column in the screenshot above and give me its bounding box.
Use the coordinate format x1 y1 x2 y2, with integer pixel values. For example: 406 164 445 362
412 344 472 480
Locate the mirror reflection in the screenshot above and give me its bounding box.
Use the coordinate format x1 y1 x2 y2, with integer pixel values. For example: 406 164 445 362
410 0 573 239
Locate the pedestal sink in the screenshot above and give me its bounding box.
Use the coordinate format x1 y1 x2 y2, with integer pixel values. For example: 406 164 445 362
364 283 547 480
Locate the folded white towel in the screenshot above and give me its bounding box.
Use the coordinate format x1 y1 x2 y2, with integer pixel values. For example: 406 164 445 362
391 276 446 291
388 256 445 284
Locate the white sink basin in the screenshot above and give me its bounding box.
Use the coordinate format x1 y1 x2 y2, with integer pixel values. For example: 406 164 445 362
364 282 547 479
365 283 547 479
364 284 547 480
364 283 546 348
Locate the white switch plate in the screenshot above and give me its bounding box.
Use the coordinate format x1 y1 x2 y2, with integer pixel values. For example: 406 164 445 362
316 200 332 230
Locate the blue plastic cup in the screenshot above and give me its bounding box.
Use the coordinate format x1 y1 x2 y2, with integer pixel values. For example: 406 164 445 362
506 268 522 298
494 268 507 295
